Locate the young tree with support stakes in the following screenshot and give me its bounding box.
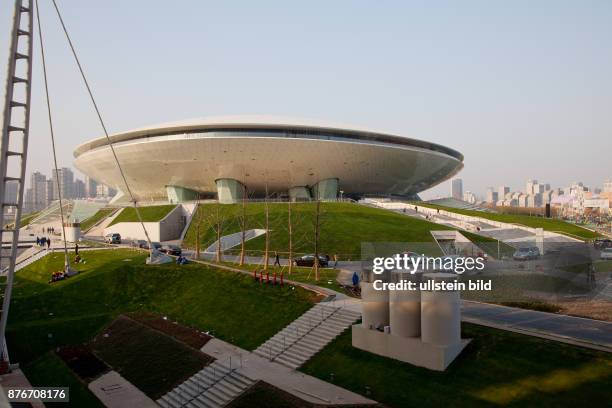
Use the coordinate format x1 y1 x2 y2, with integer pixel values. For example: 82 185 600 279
263 184 270 272
287 199 293 275
238 184 248 266
313 198 321 281
200 202 225 263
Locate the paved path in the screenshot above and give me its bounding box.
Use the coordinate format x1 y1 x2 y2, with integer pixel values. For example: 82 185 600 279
0 368 45 408
461 300 612 351
202 338 377 405
89 370 158 408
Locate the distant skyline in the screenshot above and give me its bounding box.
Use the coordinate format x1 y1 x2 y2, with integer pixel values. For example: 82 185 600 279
1 1 611 199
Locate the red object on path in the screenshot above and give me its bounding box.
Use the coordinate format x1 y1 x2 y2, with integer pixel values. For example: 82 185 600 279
273 272 277 285
266 272 270 284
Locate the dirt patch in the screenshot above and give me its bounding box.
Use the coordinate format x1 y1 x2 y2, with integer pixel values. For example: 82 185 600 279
558 300 612 322
90 315 213 399
56 345 109 381
127 311 211 349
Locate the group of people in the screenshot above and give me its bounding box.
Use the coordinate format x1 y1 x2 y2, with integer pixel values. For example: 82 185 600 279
49 270 66 283
176 255 188 265
36 236 51 248
43 226 56 234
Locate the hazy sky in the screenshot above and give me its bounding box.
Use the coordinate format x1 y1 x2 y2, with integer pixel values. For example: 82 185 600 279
1 0 611 199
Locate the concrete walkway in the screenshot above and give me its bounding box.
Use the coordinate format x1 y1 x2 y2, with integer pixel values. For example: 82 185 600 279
461 300 612 352
89 370 158 408
0 368 45 408
202 338 377 405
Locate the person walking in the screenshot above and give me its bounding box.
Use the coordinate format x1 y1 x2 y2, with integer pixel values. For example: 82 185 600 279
274 251 280 267
333 254 338 268
46 237 51 249
75 243 79 256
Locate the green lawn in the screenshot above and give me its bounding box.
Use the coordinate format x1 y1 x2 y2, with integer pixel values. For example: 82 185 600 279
416 202 600 240
108 204 176 226
22 352 104 408
90 315 212 399
184 202 452 259
7 249 318 366
218 260 345 292
185 202 517 261
80 208 116 231
301 326 612 408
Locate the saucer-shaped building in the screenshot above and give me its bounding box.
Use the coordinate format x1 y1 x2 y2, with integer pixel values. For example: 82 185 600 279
74 116 463 203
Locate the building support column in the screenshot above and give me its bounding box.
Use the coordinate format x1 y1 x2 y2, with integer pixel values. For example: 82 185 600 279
216 178 245 204
166 185 200 203
312 178 339 200
288 186 311 202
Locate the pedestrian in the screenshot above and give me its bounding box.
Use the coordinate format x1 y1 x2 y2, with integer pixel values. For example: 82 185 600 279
352 271 359 287
46 237 51 249
274 251 280 267
333 253 338 268
75 243 79 256
36 236 40 246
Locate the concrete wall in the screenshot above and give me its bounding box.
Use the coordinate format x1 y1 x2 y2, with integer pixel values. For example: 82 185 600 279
104 205 184 242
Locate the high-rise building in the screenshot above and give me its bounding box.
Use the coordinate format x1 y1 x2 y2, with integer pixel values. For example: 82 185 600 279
604 180 612 193
498 186 510 199
85 176 98 198
74 179 86 199
451 178 463 200
463 191 477 204
526 179 537 195
485 187 498 204
5 180 18 205
46 179 54 203
30 171 48 210
52 167 74 200
96 184 117 198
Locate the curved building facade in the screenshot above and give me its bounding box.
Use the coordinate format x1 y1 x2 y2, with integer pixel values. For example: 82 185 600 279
73 116 463 203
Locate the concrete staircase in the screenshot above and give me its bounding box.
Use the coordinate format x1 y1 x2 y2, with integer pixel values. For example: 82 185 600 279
253 303 361 369
157 360 255 408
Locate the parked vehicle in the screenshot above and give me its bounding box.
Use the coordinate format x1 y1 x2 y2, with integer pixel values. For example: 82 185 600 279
131 239 148 249
293 254 329 267
160 244 182 256
513 246 540 261
594 238 612 250
104 233 121 244
601 248 612 260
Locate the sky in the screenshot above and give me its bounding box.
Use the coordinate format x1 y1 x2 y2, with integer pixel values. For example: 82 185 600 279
1 0 611 199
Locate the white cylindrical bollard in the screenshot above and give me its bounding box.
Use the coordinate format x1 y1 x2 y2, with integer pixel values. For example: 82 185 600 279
360 281 389 330
63 222 81 243
389 271 422 337
421 273 461 346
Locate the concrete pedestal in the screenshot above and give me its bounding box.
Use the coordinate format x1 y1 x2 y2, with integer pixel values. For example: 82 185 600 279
352 324 470 371
361 282 389 330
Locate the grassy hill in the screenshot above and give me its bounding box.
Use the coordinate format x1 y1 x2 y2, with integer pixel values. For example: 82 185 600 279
184 202 454 259
7 249 318 365
80 208 117 231
184 202 514 260
108 204 176 226
416 202 599 240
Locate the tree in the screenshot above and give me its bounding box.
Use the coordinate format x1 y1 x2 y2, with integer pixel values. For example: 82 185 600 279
313 198 321 281
199 202 225 263
263 184 270 272
238 184 248 266
287 199 293 275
